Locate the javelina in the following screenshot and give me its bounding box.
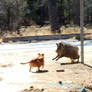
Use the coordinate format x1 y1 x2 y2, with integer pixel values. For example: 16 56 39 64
52 42 80 63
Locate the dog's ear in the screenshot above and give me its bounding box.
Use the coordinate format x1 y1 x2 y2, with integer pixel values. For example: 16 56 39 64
42 53 44 56
38 53 40 56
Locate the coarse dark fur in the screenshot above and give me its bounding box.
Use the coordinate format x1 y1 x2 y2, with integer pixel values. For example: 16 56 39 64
52 42 80 63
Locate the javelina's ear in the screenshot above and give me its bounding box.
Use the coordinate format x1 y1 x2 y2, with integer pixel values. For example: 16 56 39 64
59 42 63 46
56 43 59 46
59 43 62 45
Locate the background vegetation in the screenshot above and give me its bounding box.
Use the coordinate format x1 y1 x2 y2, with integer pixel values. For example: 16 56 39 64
0 0 92 34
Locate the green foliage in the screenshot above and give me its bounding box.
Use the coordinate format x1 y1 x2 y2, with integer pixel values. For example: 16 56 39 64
0 0 92 32
19 0 92 25
26 0 41 24
0 0 28 32
84 0 92 24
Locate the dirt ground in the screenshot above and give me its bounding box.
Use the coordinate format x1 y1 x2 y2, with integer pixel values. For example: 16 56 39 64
20 63 92 92
0 44 92 92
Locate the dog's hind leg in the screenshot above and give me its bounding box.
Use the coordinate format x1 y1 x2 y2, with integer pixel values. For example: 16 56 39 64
38 67 40 71
29 67 31 72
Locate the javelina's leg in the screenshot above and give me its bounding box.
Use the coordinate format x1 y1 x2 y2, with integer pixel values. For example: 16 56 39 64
77 55 80 62
52 55 59 60
77 58 79 62
52 55 61 60
67 59 70 63
56 56 62 61
70 58 74 63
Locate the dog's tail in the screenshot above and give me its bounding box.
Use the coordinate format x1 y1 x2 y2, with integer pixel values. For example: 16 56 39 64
20 62 29 64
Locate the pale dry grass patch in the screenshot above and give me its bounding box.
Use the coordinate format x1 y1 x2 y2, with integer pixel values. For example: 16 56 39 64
1 25 92 39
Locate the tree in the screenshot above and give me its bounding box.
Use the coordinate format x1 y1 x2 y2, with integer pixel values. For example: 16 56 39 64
73 0 80 25
47 0 60 32
84 0 92 25
0 0 28 34
57 0 64 25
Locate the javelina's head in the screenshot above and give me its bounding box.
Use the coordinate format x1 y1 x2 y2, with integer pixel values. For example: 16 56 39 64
56 42 64 56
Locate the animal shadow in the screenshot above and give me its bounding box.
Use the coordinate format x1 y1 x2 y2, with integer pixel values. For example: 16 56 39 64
32 70 48 73
60 62 80 65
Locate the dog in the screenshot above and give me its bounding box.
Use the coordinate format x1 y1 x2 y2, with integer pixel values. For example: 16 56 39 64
20 53 44 72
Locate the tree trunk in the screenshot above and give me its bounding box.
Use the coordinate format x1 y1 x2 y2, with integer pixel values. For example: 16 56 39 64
73 0 80 25
58 0 64 25
47 0 60 32
7 7 11 31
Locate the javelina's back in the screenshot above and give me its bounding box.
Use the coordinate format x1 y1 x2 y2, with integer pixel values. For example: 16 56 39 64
63 44 79 59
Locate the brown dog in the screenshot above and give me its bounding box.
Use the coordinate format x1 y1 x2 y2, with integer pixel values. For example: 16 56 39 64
20 53 44 72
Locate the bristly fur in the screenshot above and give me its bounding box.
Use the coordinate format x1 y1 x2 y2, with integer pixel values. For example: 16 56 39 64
52 42 80 63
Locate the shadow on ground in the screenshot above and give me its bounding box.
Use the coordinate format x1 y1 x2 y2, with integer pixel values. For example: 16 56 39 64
60 62 92 69
32 70 48 73
60 62 80 65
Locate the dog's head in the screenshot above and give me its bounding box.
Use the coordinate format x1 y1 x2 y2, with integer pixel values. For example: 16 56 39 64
37 53 44 59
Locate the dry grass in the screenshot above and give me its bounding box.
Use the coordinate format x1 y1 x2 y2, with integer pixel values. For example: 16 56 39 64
1 25 92 39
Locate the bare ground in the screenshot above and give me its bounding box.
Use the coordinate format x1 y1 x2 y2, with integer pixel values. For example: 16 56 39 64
20 63 92 92
0 45 92 92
